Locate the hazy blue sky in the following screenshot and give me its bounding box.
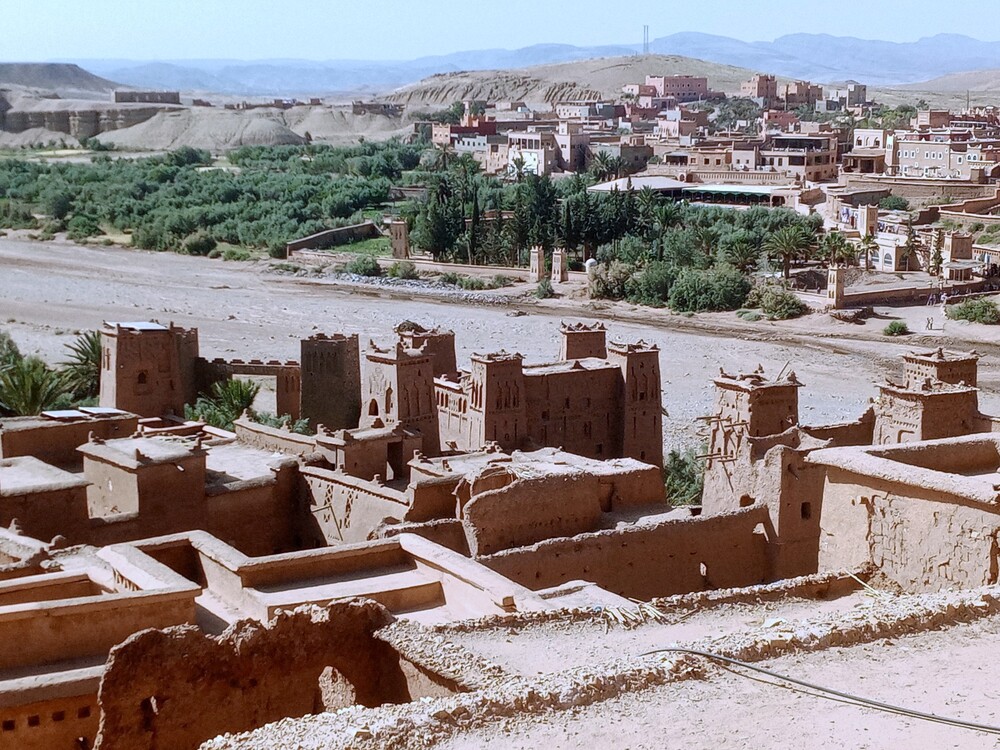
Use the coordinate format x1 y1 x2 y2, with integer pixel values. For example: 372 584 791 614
8 0 1000 61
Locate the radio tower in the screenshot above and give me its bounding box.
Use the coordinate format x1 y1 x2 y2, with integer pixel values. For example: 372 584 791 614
643 25 650 55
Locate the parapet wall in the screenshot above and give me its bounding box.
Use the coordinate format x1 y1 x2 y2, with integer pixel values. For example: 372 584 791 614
284 221 382 254
233 418 316 455
479 506 771 600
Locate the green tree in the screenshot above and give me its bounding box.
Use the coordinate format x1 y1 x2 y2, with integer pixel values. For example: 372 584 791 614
60 330 102 400
764 225 813 279
184 379 260 431
0 357 70 416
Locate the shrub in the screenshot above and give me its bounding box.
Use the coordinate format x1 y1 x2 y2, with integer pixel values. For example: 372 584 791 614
222 247 252 261
535 279 555 299
589 260 634 300
457 276 486 291
879 195 910 211
626 261 677 306
492 275 514 288
745 285 808 320
947 297 1000 324
345 254 382 276
883 320 911 336
664 446 704 506
668 266 751 313
65 213 102 241
182 231 218 256
250 410 312 435
387 260 418 279
439 272 460 285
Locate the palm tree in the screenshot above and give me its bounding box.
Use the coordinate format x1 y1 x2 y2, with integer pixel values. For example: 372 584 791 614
860 235 877 271
590 150 614 182
60 330 102 400
764 225 812 279
185 378 260 431
819 232 856 267
0 356 70 416
725 239 760 275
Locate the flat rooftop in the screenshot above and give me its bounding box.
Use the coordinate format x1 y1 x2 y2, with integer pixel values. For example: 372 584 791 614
77 436 201 468
523 356 619 375
0 456 89 496
205 442 287 484
413 447 654 480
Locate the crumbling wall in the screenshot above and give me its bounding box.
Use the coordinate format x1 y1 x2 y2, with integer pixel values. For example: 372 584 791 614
819 468 1000 591
94 602 431 750
462 473 605 556
479 506 771 600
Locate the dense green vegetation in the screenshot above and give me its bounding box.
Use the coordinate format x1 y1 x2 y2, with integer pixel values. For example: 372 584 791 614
0 137 829 314
883 320 911 336
0 141 423 257
0 330 100 416
947 297 1000 325
664 446 704 506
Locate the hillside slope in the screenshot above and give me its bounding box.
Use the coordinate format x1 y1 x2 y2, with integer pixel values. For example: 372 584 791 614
0 63 118 97
386 55 763 106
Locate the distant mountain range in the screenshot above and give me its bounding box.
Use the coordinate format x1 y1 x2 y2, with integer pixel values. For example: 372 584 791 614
41 33 1000 97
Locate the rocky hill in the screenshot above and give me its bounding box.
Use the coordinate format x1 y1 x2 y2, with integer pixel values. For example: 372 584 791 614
386 55 763 106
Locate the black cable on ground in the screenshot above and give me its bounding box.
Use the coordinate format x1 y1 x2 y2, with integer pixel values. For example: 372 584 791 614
639 646 1000 735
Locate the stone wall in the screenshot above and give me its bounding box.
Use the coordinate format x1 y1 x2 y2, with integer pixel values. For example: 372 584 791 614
479 506 771 600
284 221 381 254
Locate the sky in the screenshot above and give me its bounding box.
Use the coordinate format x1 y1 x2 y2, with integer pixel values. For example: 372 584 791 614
6 0 1000 61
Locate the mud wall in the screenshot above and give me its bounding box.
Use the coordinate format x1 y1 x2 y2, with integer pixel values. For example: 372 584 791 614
299 466 409 545
462 474 604 556
94 603 428 750
0 415 138 468
232 419 316 455
479 506 771 600
818 467 1000 591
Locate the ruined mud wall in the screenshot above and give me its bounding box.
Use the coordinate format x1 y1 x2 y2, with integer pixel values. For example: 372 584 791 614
480 506 771 600
819 467 1000 591
802 409 874 446
462 474 604 556
94 603 422 750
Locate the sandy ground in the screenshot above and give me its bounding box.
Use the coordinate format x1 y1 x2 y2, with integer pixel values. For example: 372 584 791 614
4 236 1000 448
433 613 1000 750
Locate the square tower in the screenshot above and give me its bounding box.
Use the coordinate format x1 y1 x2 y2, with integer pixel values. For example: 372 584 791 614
99 322 199 418
607 341 663 467
300 333 361 431
559 322 607 361
467 352 527 452
395 322 457 377
362 342 440 456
